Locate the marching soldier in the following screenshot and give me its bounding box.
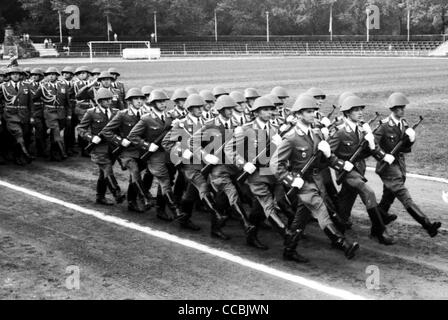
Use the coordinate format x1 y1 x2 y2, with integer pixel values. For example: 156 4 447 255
199 90 215 121
271 86 290 122
243 88 260 122
270 95 360 261
73 66 93 157
329 95 396 245
0 68 8 164
22 67 31 81
374 92 441 237
141 85 154 112
61 66 76 156
0 67 33 165
167 88 189 119
108 68 126 103
162 94 228 239
265 94 284 126
77 88 125 205
229 91 250 126
128 89 183 221
33 67 71 161
27 68 47 158
212 87 228 99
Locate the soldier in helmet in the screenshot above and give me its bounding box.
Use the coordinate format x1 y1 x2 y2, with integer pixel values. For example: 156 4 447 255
264 94 284 127
211 87 228 116
162 94 229 239
167 88 188 119
229 91 249 126
0 67 34 165
128 89 184 221
61 66 77 156
329 95 396 245
77 88 125 205
91 68 101 87
199 90 215 121
22 67 31 81
28 68 47 158
271 86 290 122
141 86 154 114
244 88 260 122
374 92 441 237
73 66 93 157
33 67 71 161
270 94 360 262
108 68 126 103
101 88 151 213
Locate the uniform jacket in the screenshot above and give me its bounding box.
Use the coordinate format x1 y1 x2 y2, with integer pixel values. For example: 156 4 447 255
26 80 44 117
33 80 71 119
76 85 125 110
0 81 32 121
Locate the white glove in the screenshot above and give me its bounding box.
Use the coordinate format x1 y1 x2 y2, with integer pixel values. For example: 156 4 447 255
405 128 416 143
292 177 305 189
364 132 376 150
318 141 331 158
148 143 159 152
321 127 329 140
272 134 283 146
320 117 331 128
182 149 193 160
243 162 257 174
204 154 219 165
121 138 131 147
92 135 102 144
383 154 395 165
362 123 373 134
343 161 354 172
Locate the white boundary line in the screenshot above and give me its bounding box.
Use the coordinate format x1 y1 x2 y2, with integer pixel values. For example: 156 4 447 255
0 179 368 300
366 167 448 185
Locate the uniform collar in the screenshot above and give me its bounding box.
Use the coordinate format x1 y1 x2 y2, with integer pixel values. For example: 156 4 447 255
390 113 402 126
152 107 165 120
188 113 202 125
255 118 269 130
218 115 232 128
296 120 311 135
129 105 140 117
345 118 359 132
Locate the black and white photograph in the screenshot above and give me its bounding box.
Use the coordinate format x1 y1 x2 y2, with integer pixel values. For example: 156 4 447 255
0 0 447 304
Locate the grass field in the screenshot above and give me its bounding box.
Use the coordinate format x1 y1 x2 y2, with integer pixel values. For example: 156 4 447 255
24 56 448 178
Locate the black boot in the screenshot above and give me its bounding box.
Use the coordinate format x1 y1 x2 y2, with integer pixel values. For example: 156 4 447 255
161 191 183 222
231 202 255 233
378 206 398 226
367 207 395 245
96 177 113 205
267 213 286 238
246 227 269 250
203 192 227 228
283 229 309 263
14 143 27 166
19 141 34 163
155 194 174 222
406 204 441 238
128 200 145 213
134 180 153 210
177 200 200 231
324 224 359 260
56 141 68 160
107 175 126 204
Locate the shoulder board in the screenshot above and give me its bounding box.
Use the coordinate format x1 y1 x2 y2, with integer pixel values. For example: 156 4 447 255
402 119 409 126
204 119 215 126
380 116 390 124
284 128 296 139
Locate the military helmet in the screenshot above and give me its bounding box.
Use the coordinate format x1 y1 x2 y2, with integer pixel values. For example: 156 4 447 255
6 66 24 75
184 94 206 109
44 67 61 76
264 94 282 106
141 85 154 96
271 86 289 99
307 87 326 99
250 96 275 112
244 88 260 100
125 88 145 100
75 66 91 75
290 95 319 113
199 90 215 102
340 95 366 112
91 68 102 75
108 67 120 76
229 91 245 104
30 68 44 76
171 88 189 101
148 89 169 104
61 66 75 74
386 92 410 109
96 88 114 101
215 95 237 111
212 87 228 98
0 68 7 76
186 86 199 95
23 67 31 74
337 91 356 108
97 71 114 81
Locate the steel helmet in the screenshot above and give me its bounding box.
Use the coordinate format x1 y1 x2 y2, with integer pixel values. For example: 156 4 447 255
186 86 199 94
141 85 155 96
212 87 228 98
250 96 275 112
264 94 282 106
215 95 237 111
108 67 120 76
244 88 260 100
30 68 44 76
23 67 31 74
271 86 289 99
44 67 61 76
91 68 102 75
386 92 410 109
0 68 7 76
171 88 189 101
148 89 169 104
97 71 114 81
75 66 91 75
184 94 206 109
6 67 24 75
307 87 326 99
96 88 114 101
340 95 366 112
199 90 215 102
336 91 356 108
290 95 319 113
229 91 245 104
125 88 145 100
61 66 75 74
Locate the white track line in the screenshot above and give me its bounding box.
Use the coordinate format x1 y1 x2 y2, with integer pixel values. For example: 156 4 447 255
0 179 368 300
366 167 448 185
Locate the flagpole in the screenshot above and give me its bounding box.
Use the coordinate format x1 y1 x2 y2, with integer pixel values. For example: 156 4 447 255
329 3 333 41
214 9 218 42
107 15 110 41
407 0 411 42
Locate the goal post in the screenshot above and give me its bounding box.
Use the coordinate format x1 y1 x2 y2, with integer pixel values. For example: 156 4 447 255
87 41 155 62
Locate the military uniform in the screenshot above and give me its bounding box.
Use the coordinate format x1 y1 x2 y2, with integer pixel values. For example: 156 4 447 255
73 78 93 155
60 77 76 155
76 85 125 111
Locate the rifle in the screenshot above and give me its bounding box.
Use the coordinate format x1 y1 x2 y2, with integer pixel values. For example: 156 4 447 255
335 112 381 185
376 116 424 175
84 133 96 153
139 125 173 162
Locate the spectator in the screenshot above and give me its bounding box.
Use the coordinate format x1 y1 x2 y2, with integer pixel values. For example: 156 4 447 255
114 33 118 42
44 38 49 49
48 38 53 48
68 36 72 47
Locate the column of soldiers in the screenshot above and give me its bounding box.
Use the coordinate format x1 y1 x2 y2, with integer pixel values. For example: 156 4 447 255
0 64 442 263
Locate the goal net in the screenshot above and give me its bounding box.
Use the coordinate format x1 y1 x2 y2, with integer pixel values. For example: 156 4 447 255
87 41 159 60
